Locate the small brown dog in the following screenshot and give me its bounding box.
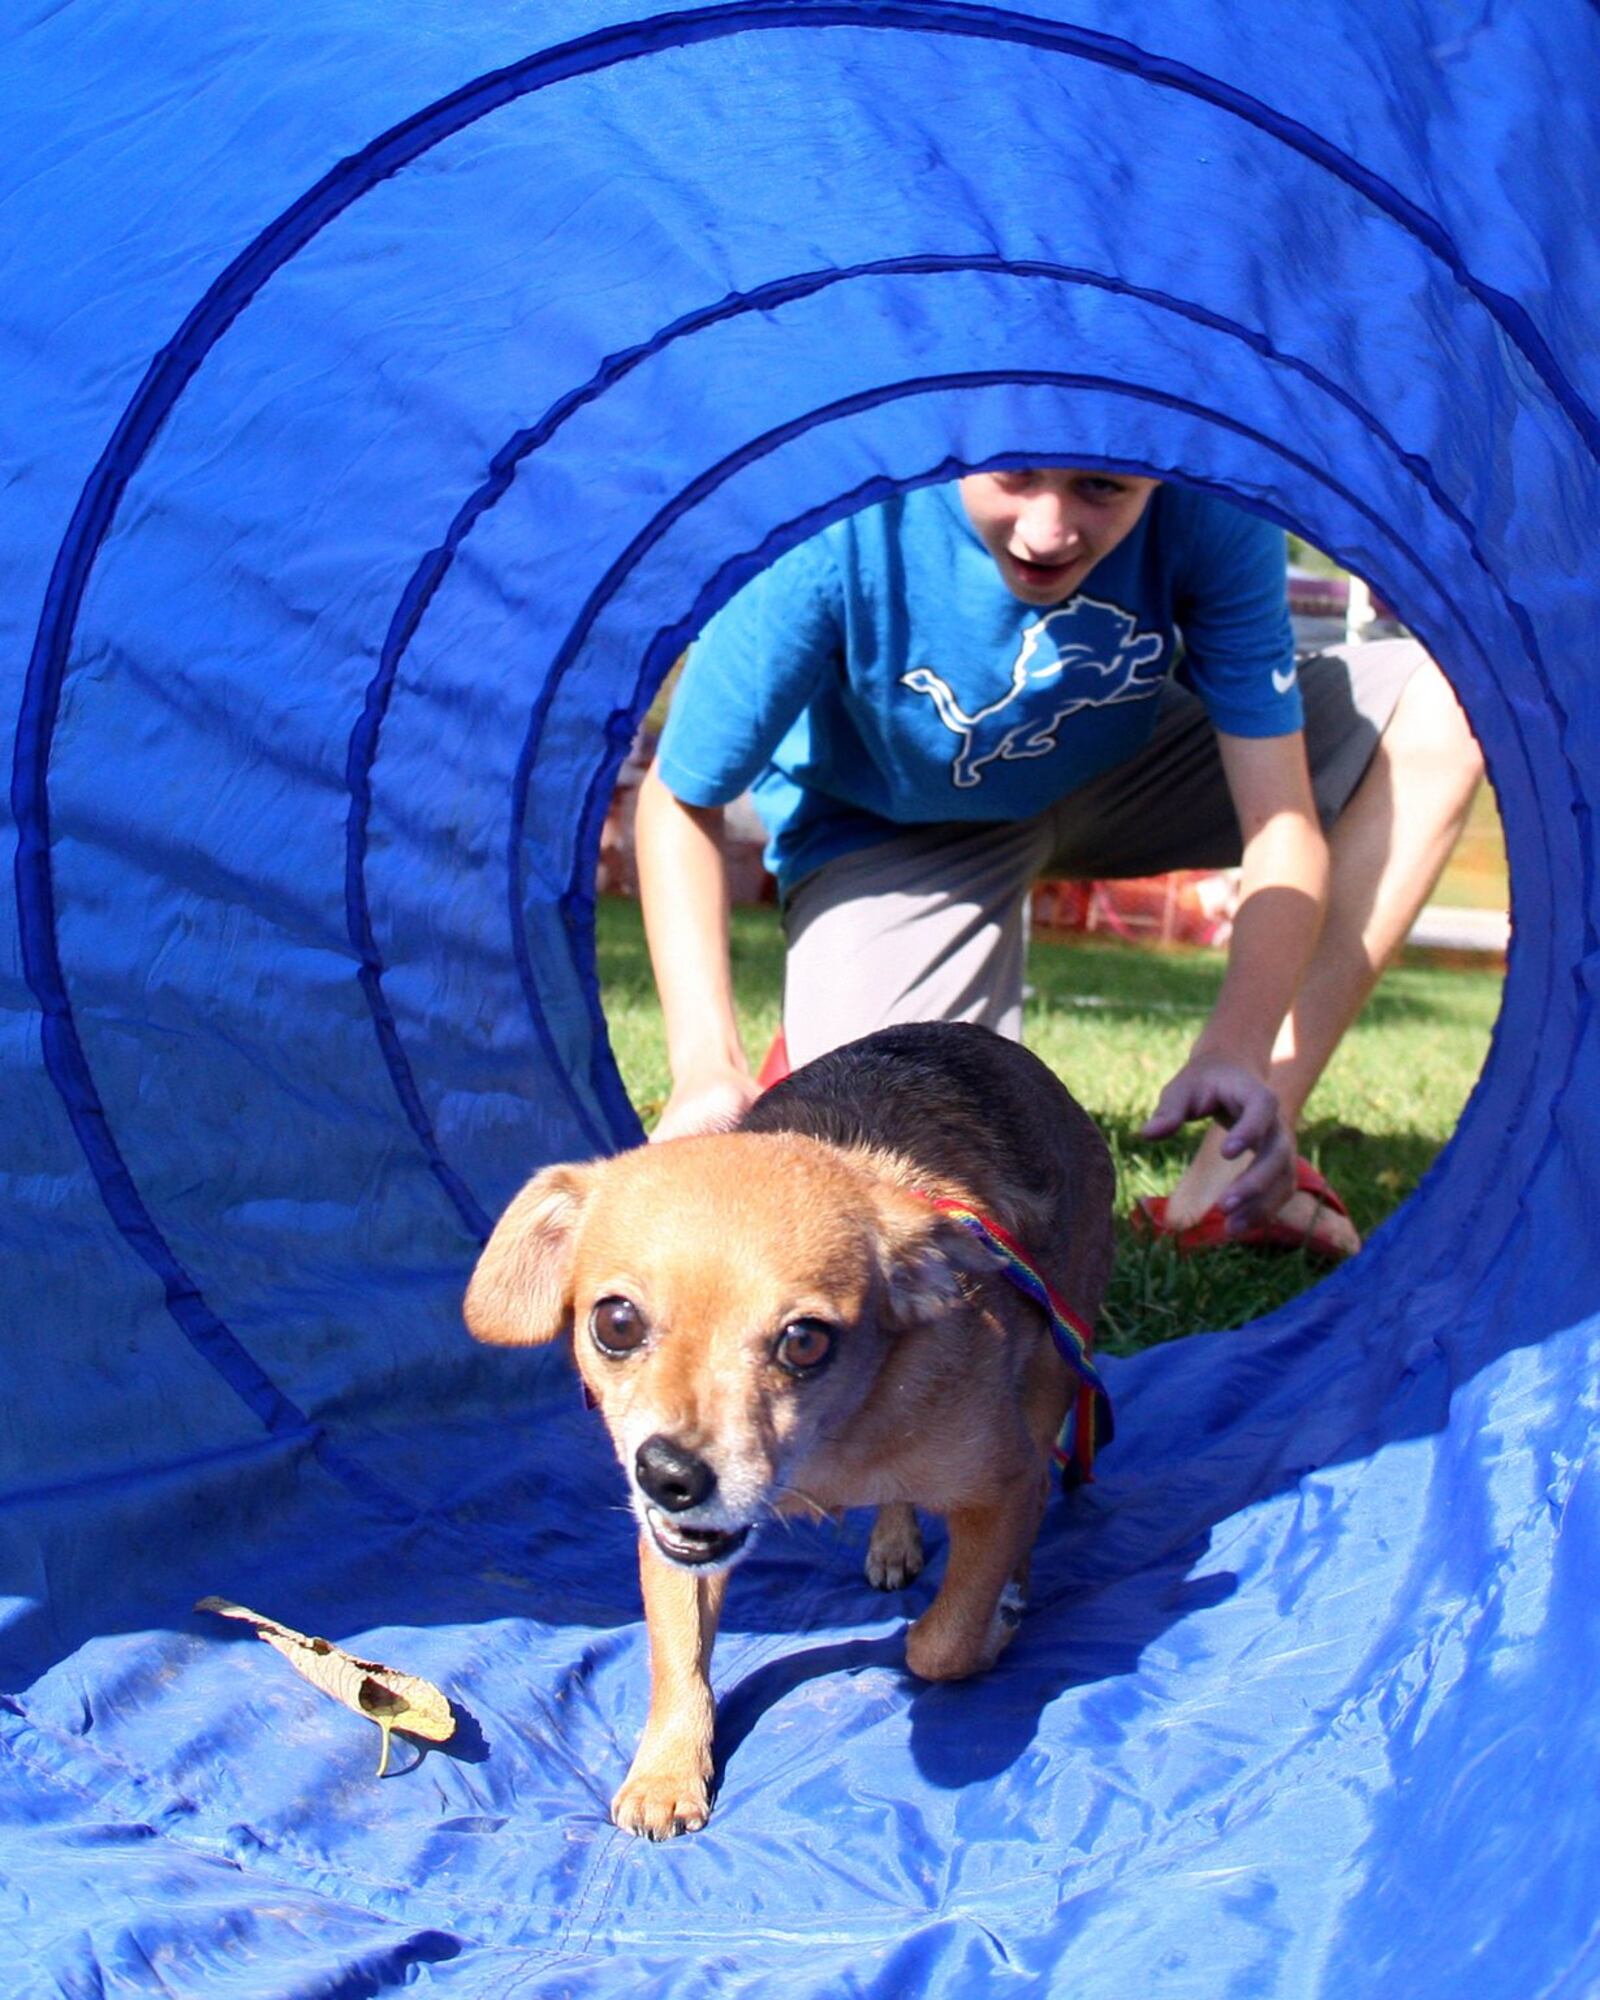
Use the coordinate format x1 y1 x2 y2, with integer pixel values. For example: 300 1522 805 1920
464 1022 1114 1839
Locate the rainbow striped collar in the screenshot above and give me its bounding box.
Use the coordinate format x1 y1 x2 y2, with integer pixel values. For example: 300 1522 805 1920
923 1194 1113 1484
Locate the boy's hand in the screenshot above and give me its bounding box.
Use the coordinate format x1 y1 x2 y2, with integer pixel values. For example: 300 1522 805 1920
652 1066 763 1143
1142 1055 1295 1232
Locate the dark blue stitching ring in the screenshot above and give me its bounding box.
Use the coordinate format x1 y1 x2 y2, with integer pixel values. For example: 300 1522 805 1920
355 250 1556 1231
510 371 1554 1307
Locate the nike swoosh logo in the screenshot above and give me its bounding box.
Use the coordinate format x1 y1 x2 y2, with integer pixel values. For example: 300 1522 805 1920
1272 664 1298 695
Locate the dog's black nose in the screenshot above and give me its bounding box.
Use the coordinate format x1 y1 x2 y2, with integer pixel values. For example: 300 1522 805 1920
635 1434 717 1513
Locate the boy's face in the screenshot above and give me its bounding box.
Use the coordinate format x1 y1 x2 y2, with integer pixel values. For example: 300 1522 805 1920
958 468 1159 606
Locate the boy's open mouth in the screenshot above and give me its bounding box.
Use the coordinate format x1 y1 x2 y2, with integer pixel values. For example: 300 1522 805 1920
1005 551 1083 595
645 1508 752 1567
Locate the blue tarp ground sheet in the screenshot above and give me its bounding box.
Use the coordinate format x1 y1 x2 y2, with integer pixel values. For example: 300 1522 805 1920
2 4 1598 1994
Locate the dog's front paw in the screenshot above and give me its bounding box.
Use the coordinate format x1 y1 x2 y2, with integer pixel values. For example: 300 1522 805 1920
904 1596 1018 1681
611 1763 712 1840
865 1503 925 1591
905 1619 988 1682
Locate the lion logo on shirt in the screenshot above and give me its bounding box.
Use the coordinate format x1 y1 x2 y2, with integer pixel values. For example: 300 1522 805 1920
900 596 1167 789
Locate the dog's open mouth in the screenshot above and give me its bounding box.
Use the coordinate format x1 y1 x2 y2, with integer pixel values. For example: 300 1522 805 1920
645 1509 752 1568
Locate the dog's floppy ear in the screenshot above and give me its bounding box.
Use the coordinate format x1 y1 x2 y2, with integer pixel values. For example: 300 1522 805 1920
464 1161 600 1346
867 1183 1005 1328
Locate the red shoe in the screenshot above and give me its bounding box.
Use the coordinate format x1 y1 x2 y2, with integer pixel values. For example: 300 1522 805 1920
1131 1157 1356 1265
756 1030 791 1090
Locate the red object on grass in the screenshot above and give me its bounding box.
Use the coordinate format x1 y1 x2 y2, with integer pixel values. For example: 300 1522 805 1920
1031 871 1236 949
756 1030 791 1089
1131 1156 1354 1264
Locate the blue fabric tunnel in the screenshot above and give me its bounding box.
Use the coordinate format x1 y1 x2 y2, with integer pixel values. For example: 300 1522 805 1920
2 4 1597 1992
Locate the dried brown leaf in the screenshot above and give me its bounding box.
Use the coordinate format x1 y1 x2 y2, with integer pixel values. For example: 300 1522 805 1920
197 1595 455 1774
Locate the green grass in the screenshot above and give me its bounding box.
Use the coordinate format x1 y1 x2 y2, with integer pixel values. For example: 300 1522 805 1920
595 895 1502 1354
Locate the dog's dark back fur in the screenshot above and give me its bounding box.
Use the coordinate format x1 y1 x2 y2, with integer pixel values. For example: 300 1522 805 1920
739 1022 1115 1322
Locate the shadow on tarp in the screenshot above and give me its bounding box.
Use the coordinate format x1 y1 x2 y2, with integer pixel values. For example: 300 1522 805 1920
710 1548 1237 1799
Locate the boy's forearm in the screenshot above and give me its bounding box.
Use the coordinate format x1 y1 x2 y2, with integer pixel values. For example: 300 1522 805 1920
1194 813 1329 1074
635 763 750 1086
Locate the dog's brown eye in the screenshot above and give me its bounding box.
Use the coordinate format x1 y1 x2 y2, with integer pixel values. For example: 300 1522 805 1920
775 1318 835 1376
590 1296 646 1355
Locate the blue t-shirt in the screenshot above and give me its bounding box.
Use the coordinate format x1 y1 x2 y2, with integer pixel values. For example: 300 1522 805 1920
657 481 1299 893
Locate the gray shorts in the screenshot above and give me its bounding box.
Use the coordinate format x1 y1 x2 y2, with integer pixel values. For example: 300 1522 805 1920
781 638 1423 1063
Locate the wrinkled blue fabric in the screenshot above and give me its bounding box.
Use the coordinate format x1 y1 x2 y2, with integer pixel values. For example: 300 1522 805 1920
2 3 1597 1994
